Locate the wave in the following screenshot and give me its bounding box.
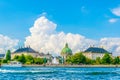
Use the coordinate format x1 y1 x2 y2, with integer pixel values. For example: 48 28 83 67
66 70 120 75
0 69 56 74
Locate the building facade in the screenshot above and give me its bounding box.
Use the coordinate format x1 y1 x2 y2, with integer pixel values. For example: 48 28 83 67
83 47 112 59
0 54 5 59
11 47 40 59
12 47 53 64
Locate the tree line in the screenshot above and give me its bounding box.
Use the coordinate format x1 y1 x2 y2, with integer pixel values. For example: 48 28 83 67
0 50 46 65
66 52 120 65
1 50 120 65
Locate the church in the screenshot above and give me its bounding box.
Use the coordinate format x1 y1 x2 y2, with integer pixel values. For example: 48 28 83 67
61 43 72 59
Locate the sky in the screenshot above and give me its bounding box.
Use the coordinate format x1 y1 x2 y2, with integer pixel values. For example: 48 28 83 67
0 0 120 56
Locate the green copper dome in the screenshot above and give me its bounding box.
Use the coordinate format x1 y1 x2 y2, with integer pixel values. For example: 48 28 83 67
61 43 72 56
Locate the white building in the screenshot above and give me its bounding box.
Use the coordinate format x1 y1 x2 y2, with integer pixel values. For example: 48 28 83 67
52 57 59 65
12 47 53 62
83 47 112 59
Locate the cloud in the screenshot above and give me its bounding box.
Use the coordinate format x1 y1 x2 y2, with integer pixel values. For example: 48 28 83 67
0 34 19 54
99 38 120 56
111 6 120 16
25 16 96 55
25 16 120 56
109 18 118 23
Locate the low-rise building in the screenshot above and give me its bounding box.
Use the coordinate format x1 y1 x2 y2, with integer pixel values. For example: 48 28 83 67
12 47 53 64
12 47 40 59
83 47 112 59
0 54 5 59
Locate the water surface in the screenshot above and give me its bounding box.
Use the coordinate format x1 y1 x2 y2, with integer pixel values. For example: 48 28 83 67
0 67 120 80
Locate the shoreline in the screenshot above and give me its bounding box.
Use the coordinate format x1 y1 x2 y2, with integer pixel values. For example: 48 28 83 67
22 64 120 68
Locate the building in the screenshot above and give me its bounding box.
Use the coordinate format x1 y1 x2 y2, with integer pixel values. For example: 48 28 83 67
12 47 52 59
61 43 72 63
12 47 39 59
0 54 5 59
52 57 59 65
83 47 112 59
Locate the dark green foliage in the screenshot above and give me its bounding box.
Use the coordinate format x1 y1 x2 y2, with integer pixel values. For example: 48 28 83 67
25 55 34 64
18 54 26 64
13 55 19 60
101 53 112 64
113 57 120 64
66 56 72 64
65 52 119 65
0 59 2 64
2 59 8 63
86 58 92 64
71 52 86 64
6 50 11 61
59 57 63 64
43 58 47 64
13 54 44 64
95 57 101 64
34 58 44 64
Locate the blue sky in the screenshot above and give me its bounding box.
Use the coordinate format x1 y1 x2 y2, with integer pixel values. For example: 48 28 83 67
0 0 120 55
0 0 120 41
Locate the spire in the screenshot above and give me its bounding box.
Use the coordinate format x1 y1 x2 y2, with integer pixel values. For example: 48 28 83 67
65 43 68 48
29 45 30 48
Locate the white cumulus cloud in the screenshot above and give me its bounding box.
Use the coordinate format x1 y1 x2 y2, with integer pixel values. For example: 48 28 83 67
109 18 118 23
99 38 120 56
0 34 19 54
25 16 120 56
111 6 120 16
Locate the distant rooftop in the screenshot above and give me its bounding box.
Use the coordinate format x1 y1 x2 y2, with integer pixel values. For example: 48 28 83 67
84 47 111 54
0 54 5 58
14 47 37 53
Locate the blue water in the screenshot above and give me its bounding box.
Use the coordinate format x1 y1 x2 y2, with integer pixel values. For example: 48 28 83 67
0 67 120 80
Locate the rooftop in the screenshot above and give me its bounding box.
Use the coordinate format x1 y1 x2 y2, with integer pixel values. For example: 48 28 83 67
14 47 37 53
0 54 5 58
84 47 111 54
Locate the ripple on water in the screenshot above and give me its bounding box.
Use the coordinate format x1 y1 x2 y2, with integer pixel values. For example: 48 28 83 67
0 67 120 80
0 69 58 75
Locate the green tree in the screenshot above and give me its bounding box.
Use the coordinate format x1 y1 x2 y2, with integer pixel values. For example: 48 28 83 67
43 57 47 64
66 56 72 64
2 59 8 63
95 57 101 64
0 59 2 64
25 55 34 64
18 54 26 64
59 57 63 64
86 58 92 64
6 50 11 61
72 52 86 64
113 57 120 64
34 58 44 64
101 53 112 64
13 55 19 60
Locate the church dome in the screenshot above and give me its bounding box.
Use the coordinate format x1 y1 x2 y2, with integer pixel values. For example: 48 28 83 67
61 43 72 56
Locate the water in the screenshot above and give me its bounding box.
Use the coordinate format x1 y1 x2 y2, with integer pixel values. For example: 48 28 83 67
0 67 120 80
